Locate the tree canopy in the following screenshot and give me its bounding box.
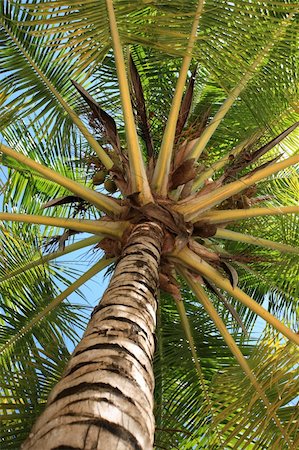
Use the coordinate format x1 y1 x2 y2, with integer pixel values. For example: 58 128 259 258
0 1 298 448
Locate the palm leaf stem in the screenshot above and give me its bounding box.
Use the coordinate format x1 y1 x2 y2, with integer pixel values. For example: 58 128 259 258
181 268 294 448
200 206 299 224
171 247 299 346
152 0 205 195
188 13 295 164
0 235 100 283
215 228 299 255
174 291 224 446
195 120 299 191
0 213 127 238
0 257 114 356
231 259 298 309
105 0 153 204
194 132 264 188
0 19 113 170
0 143 122 215
177 155 299 220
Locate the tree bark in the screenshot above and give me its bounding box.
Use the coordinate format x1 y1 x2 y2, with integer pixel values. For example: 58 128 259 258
22 222 164 450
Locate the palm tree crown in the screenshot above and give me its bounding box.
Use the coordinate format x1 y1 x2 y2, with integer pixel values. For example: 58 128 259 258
0 0 298 448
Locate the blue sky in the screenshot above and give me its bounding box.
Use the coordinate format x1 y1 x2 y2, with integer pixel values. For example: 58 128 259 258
57 240 110 351
0 154 110 353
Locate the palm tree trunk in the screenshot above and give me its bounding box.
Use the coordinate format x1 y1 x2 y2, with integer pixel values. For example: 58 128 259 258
22 222 164 450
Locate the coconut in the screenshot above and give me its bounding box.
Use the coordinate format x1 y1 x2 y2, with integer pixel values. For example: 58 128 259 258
104 178 117 193
92 170 107 185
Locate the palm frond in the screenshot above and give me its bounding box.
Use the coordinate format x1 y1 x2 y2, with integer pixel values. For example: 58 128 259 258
0 1 112 168
105 0 153 203
0 142 122 215
209 333 299 449
154 292 241 448
172 246 299 345
0 224 91 448
181 269 294 447
1 1 298 447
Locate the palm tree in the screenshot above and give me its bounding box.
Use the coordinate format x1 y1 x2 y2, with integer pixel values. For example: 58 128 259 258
0 0 298 448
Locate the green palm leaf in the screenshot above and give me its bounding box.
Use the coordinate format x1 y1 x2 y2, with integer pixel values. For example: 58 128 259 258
0 224 92 448
0 1 298 448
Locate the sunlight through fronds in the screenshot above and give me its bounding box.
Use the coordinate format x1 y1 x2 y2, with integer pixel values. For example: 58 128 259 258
0 235 100 283
0 257 114 356
174 292 225 446
172 247 299 345
177 155 299 220
0 13 113 169
181 268 294 447
188 12 296 163
1 1 298 447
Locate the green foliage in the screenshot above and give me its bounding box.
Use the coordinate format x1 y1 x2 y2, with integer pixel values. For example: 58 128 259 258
0 0 298 448
0 224 90 448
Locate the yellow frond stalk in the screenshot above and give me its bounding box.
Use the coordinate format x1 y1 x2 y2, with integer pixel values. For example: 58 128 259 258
0 143 123 216
0 235 101 283
0 20 113 170
105 0 153 204
177 155 299 221
201 206 299 224
188 13 295 163
0 213 128 239
175 298 201 375
171 247 299 346
181 268 293 447
194 132 262 188
174 293 224 445
0 257 114 356
215 228 299 255
152 0 205 195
